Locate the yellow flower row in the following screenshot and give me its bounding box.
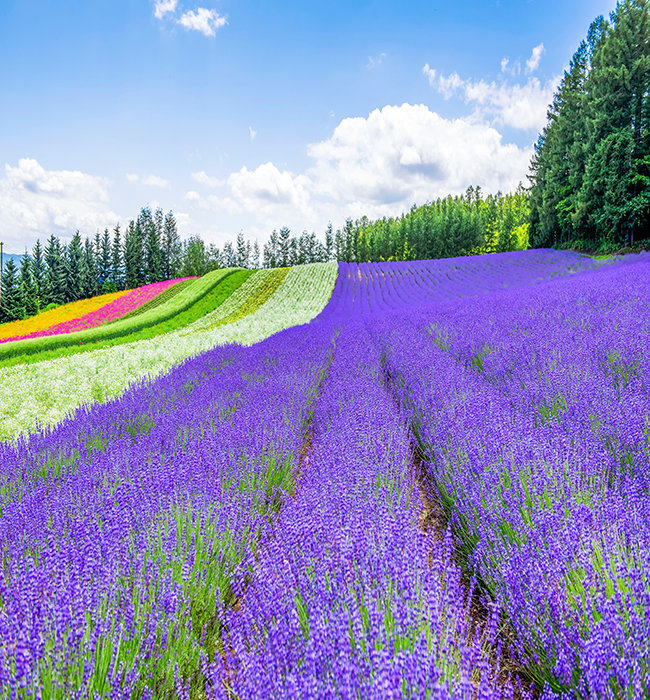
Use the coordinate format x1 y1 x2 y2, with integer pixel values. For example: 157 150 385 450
0 289 132 341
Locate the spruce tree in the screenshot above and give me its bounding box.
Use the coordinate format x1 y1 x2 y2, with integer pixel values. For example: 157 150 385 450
65 231 84 302
236 231 249 268
162 212 182 279
252 240 260 269
111 224 124 291
80 238 96 299
0 259 24 322
43 235 65 306
99 228 112 288
31 239 46 308
325 223 334 261
124 220 143 289
20 252 38 317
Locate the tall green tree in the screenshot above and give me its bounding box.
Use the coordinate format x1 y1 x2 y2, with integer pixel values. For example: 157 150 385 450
43 234 66 306
0 259 24 322
580 0 650 246
31 239 46 307
65 231 84 302
98 228 112 287
80 237 97 299
124 220 144 289
20 253 38 317
162 212 182 279
111 224 124 291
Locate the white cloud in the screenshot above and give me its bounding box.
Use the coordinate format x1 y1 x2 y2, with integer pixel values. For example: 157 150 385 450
154 0 177 19
249 126 257 141
305 104 531 210
126 173 139 182
423 59 558 132
142 174 170 188
0 158 119 252
526 43 545 74
422 63 436 85
366 53 386 70
192 171 224 187
177 8 227 36
183 103 533 235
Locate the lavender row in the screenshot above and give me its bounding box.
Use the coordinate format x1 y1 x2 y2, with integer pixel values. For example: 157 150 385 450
205 322 523 699
367 254 650 697
0 322 336 697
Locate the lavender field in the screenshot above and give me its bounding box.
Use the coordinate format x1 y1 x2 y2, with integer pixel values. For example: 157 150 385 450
1 249 649 699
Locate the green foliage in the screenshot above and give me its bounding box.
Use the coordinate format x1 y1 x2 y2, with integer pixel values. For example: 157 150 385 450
339 185 530 263
530 1 650 249
0 269 252 368
0 259 24 322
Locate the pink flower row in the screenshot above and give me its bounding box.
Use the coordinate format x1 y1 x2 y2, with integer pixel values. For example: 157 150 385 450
2 278 196 345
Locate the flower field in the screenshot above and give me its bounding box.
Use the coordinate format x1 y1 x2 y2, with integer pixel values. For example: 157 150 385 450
0 263 337 439
1 250 649 698
0 289 132 342
0 279 195 345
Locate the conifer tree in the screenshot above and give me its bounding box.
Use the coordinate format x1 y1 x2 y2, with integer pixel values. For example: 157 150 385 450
324 223 334 261
20 253 38 317
124 220 143 289
65 231 84 302
80 238 96 299
252 240 260 269
162 212 182 279
0 259 24 322
111 224 124 291
99 228 112 287
43 234 65 306
236 231 249 268
31 239 46 307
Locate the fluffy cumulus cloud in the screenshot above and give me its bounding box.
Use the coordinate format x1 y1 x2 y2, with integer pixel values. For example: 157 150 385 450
423 46 558 132
0 159 119 252
306 104 531 209
184 103 533 232
177 8 227 36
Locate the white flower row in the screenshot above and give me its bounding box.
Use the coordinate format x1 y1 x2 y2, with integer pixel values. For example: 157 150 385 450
0 262 338 441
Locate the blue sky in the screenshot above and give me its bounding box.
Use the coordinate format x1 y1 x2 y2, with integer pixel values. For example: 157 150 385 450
0 0 617 253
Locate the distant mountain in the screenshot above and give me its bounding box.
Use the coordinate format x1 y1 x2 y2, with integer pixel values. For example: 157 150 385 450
1 252 25 271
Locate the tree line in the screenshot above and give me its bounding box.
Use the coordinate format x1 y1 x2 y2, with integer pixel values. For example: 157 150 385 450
2 207 190 323
529 0 650 250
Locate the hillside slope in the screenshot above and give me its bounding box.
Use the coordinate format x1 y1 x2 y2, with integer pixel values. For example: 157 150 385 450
1 262 338 439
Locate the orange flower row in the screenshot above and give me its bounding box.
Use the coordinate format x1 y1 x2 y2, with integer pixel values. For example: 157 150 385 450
0 289 131 341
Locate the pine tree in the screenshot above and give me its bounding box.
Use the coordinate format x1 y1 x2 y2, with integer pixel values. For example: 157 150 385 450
20 252 38 317
124 220 144 289
31 239 46 308
111 224 124 291
0 259 24 322
98 228 112 288
142 207 162 283
162 212 182 279
278 227 291 267
65 231 84 302
221 241 236 268
236 231 249 268
80 238 96 299
43 235 65 306
252 240 260 269
324 223 334 261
